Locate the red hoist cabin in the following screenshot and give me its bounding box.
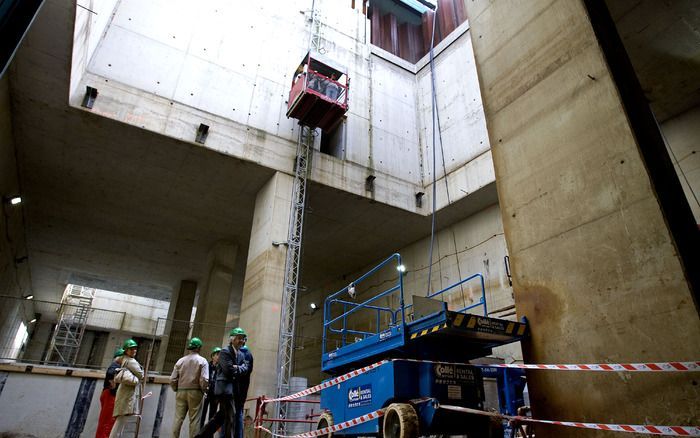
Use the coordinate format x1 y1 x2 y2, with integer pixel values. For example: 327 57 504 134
286 51 349 132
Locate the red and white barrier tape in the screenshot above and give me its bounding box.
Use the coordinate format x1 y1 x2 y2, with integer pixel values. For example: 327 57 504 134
484 361 700 372
263 360 389 403
439 405 700 437
254 409 384 438
255 398 434 438
398 358 700 372
262 359 699 406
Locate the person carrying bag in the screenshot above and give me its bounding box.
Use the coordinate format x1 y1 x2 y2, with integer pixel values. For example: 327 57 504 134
110 339 145 438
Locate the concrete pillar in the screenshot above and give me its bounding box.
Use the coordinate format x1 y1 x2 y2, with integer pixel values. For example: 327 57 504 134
193 242 238 351
157 280 197 373
465 0 700 433
238 172 294 401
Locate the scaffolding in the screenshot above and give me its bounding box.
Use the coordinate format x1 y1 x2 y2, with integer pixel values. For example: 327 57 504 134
43 284 95 365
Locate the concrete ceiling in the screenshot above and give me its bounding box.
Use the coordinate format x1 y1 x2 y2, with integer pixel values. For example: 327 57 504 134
607 0 700 122
6 0 698 306
7 0 498 304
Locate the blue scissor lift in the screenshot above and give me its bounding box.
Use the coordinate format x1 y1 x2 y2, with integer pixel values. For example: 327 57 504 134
317 253 528 437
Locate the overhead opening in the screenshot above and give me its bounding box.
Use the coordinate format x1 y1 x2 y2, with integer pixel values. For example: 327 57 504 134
320 119 346 159
369 0 466 63
28 284 169 368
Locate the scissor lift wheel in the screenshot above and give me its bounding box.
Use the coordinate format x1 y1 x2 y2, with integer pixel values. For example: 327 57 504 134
383 403 419 438
317 411 334 438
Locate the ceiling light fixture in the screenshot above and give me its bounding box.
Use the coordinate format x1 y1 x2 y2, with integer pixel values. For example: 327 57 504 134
24 295 34 300
3 195 22 205
397 264 406 273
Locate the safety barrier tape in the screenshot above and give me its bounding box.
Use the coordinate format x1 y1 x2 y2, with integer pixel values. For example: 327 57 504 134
262 360 389 403
397 358 700 372
254 409 384 438
483 361 700 372
255 398 434 438
438 405 700 437
255 409 384 438
262 358 699 405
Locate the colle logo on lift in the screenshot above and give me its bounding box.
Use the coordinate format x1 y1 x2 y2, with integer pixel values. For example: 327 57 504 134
435 364 455 378
347 384 372 408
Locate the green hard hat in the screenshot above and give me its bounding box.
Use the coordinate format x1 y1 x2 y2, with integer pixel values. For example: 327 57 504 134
123 339 138 349
229 327 247 337
188 337 203 350
113 348 125 358
211 347 222 355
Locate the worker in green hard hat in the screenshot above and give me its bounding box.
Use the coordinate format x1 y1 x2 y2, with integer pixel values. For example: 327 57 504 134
95 348 125 438
196 328 251 438
171 337 209 438
235 336 253 438
200 347 223 430
110 339 144 438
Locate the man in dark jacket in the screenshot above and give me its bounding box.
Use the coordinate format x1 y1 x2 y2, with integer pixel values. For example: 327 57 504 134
235 340 253 438
200 347 221 429
195 328 250 438
95 348 124 438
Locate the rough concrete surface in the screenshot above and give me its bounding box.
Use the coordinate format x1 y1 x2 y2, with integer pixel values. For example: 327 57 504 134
466 0 700 434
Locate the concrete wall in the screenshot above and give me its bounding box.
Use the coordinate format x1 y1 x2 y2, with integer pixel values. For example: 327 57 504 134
416 25 491 199
0 74 34 360
70 0 119 97
68 0 493 216
661 105 700 223
91 289 169 335
465 0 700 434
0 369 183 437
294 202 521 385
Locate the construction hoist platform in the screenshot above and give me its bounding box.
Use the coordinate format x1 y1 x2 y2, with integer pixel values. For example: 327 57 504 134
275 2 351 432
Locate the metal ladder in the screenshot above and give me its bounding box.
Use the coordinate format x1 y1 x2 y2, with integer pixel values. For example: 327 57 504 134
44 284 95 365
275 125 315 432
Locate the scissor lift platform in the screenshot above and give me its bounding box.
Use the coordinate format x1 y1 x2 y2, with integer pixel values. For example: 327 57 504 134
323 301 528 374
318 253 528 437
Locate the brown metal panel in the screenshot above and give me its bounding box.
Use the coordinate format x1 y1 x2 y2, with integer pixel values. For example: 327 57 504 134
454 0 467 25
381 13 399 56
398 23 411 61
408 24 425 63
371 9 382 46
438 0 457 37
421 10 436 53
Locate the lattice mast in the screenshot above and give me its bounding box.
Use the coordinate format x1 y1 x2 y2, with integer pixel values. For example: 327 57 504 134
275 125 315 431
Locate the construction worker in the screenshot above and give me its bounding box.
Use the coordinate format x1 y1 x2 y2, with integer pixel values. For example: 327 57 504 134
171 337 209 438
95 348 124 438
110 339 144 438
235 340 254 438
195 328 250 438
200 347 222 430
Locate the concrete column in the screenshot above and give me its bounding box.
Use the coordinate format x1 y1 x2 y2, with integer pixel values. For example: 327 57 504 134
193 242 238 351
238 172 294 401
157 280 197 373
465 0 700 433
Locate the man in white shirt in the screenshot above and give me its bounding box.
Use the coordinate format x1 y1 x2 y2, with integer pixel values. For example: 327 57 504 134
171 337 209 438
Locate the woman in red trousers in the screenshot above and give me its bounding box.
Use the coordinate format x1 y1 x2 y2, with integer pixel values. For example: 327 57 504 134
95 348 124 438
